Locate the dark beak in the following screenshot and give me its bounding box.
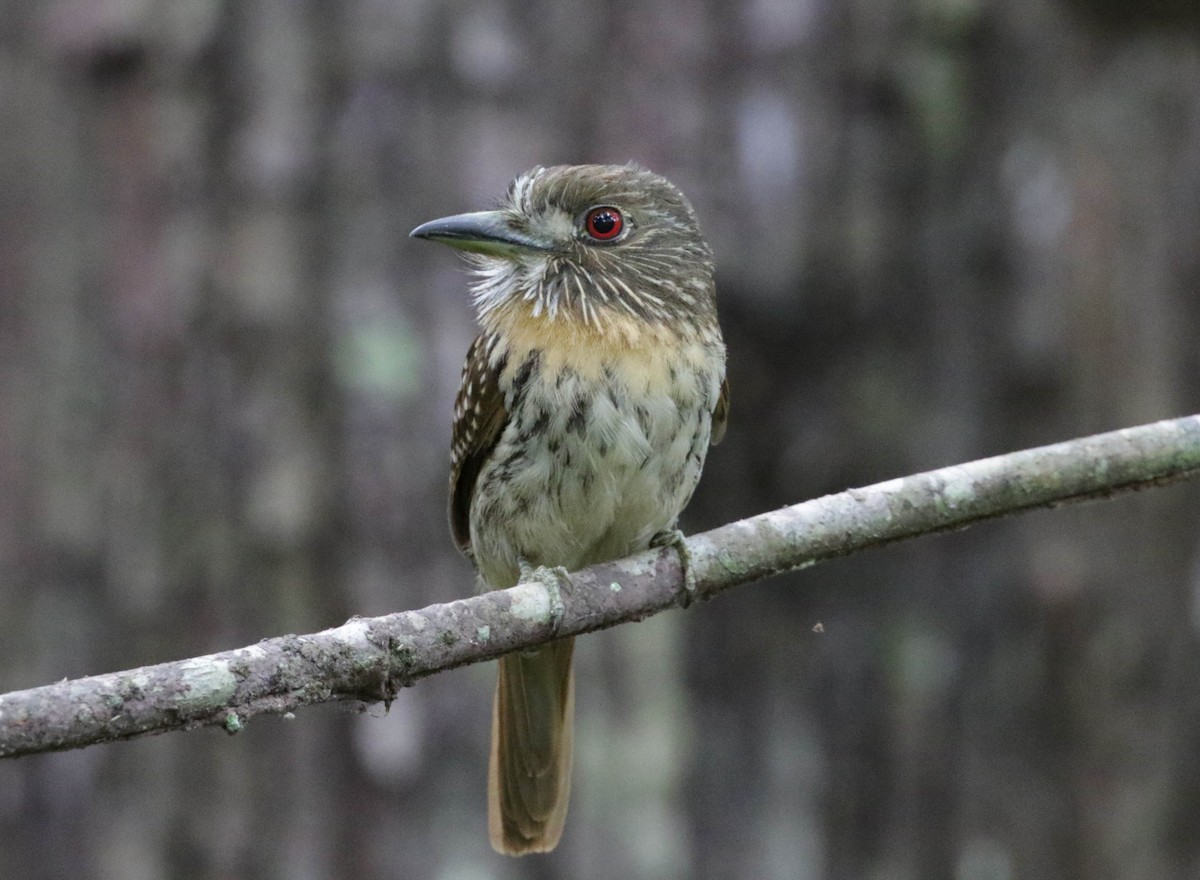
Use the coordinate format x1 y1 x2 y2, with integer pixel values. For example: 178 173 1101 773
409 210 549 256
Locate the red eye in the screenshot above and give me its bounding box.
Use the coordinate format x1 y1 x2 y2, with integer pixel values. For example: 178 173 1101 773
584 206 623 241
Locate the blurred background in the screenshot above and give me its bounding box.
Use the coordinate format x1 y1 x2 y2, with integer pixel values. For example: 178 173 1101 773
1 1 1199 878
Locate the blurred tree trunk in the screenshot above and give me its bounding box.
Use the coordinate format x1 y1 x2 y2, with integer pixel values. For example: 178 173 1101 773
0 4 359 877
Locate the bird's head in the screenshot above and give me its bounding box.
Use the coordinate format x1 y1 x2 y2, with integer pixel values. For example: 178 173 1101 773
411 164 716 334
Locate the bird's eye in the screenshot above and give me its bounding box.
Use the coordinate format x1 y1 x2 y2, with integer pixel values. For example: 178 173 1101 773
584 206 624 241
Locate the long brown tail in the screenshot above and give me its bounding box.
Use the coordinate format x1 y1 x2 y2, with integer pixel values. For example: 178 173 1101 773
488 637 575 855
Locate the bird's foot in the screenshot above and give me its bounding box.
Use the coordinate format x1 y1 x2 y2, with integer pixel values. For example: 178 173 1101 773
651 528 698 608
518 558 570 640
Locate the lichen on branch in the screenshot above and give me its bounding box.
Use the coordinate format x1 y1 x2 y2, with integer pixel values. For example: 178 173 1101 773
2 414 1198 759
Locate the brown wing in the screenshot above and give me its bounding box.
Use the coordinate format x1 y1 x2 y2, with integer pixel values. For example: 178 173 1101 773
710 375 730 446
449 332 509 555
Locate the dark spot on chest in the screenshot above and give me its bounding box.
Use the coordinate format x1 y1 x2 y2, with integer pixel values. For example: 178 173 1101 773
567 396 591 435
512 350 541 395
599 365 629 410
634 405 652 436
517 405 551 442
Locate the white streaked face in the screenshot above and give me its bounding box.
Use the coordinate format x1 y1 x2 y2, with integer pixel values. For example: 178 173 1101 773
464 164 717 328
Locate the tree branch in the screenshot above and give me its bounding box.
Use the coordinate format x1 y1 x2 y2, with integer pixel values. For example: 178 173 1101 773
3 414 1199 759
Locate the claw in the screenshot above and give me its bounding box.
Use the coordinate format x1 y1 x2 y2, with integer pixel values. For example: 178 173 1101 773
518 558 570 640
651 528 697 608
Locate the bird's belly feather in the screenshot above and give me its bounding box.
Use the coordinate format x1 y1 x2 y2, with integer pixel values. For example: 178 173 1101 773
470 350 717 590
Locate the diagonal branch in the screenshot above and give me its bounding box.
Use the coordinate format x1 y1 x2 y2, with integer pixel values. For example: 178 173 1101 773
2 414 1199 759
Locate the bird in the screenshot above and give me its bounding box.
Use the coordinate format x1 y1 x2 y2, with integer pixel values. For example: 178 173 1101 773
410 163 728 855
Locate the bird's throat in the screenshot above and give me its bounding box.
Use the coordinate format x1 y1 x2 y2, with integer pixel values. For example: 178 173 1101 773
477 295 676 350
478 302 718 411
